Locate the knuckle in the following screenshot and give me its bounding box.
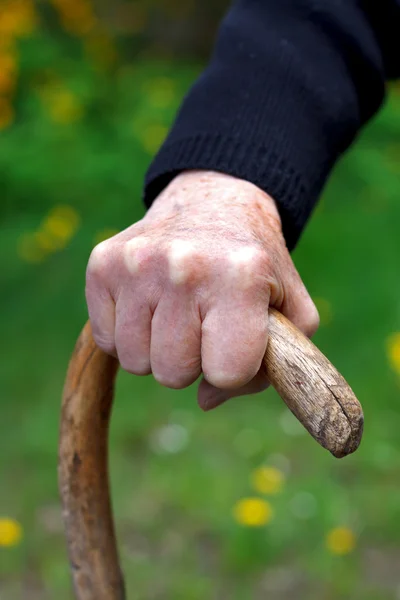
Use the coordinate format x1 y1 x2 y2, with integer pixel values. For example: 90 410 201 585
251 246 272 270
166 239 200 285
253 246 272 270
225 245 272 286
227 245 264 268
88 240 112 276
123 236 152 274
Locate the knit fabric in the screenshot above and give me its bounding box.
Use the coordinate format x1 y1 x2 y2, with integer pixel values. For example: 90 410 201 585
144 0 400 250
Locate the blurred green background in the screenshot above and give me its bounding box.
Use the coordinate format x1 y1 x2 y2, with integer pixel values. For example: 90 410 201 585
1 1 400 599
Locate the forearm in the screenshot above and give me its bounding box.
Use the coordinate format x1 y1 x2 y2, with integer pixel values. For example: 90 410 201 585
144 0 399 250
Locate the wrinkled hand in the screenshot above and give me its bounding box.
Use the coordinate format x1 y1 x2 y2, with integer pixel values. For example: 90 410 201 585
86 170 319 410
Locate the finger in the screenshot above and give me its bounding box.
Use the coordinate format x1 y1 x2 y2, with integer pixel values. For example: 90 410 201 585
197 369 270 411
114 289 152 375
150 293 202 389
278 268 320 338
85 243 116 355
201 291 270 390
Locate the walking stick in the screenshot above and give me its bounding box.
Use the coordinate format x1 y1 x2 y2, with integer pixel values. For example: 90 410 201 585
59 308 363 600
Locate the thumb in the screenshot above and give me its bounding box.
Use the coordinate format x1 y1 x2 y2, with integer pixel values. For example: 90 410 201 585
197 370 270 412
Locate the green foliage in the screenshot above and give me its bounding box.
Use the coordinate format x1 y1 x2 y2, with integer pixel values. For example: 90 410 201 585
2 9 400 600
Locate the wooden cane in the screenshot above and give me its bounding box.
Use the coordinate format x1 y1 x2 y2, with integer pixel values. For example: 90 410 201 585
58 308 363 600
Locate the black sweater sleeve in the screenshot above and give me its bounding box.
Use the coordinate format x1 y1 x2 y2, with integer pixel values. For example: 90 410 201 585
143 0 400 250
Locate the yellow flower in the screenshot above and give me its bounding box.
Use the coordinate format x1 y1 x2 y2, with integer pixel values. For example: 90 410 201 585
48 90 84 124
251 466 284 495
38 81 84 124
138 124 168 155
0 518 22 547
93 228 119 246
0 98 14 130
18 206 80 263
0 69 16 95
61 13 96 36
34 229 63 252
0 51 18 94
0 35 16 52
326 527 356 555
41 205 80 246
386 333 400 374
233 497 273 527
313 297 333 326
50 0 97 36
0 0 37 37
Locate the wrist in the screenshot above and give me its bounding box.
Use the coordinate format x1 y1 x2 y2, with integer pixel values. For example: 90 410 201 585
150 169 282 228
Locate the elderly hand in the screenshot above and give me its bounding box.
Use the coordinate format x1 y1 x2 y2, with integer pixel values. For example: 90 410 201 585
86 170 319 410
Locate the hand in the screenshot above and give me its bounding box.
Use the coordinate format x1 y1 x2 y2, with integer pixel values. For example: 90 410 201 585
86 170 319 410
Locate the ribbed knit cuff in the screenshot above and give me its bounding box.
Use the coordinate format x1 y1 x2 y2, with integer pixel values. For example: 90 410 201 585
143 0 385 250
144 134 313 251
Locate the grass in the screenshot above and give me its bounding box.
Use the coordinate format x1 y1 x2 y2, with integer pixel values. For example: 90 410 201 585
1 49 400 598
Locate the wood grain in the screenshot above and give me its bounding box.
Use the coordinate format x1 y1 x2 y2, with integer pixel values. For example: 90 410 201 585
59 311 363 599
265 308 363 458
58 322 125 600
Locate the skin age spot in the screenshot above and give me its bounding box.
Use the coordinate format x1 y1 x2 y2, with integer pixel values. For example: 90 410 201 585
124 237 149 274
167 239 196 285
